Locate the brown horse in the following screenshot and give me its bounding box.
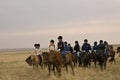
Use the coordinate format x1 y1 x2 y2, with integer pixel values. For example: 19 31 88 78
26 54 42 70
108 45 116 64
81 52 91 67
48 50 75 77
42 52 49 67
71 53 78 67
117 47 120 57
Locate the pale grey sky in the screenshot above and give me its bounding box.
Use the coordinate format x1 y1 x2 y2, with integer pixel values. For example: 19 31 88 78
0 0 120 48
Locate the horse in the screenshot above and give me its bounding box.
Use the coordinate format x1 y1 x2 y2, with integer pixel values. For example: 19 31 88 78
25 54 42 70
42 52 49 67
71 53 78 67
117 47 120 57
80 51 91 67
108 45 116 64
91 50 98 68
97 50 107 71
48 50 75 77
77 51 83 67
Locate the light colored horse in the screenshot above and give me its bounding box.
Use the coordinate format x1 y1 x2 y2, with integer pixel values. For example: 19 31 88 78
31 55 42 69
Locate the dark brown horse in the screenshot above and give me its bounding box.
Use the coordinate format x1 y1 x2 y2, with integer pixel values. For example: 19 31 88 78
117 47 120 57
48 50 75 77
91 50 98 68
97 50 107 71
81 52 91 67
77 51 83 67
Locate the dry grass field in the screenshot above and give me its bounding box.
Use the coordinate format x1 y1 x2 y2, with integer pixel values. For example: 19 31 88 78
0 47 120 80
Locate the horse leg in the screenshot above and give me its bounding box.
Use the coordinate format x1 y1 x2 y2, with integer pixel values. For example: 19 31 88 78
74 62 76 67
89 60 91 68
86 59 89 68
94 60 97 68
111 59 113 64
36 64 38 69
79 62 82 67
83 61 86 67
86 61 88 67
65 65 68 74
99 62 103 71
32 63 35 70
70 63 75 76
56 66 61 77
41 63 43 69
48 64 51 76
104 61 107 70
100 64 103 71
52 65 56 75
111 57 116 64
111 57 114 64
114 58 116 63
109 57 112 64
78 58 82 67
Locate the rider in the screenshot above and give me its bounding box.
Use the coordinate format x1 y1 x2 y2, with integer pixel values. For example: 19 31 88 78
49 40 55 51
74 41 80 57
68 43 73 53
57 36 66 61
64 41 70 52
31 43 42 61
93 41 99 54
82 39 91 61
104 41 109 57
34 43 42 55
98 40 107 59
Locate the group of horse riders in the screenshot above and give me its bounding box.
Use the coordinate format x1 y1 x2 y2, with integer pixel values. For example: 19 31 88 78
57 36 109 61
33 36 110 62
26 36 117 76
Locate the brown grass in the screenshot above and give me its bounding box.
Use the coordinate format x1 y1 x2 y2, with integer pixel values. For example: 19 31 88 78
0 48 120 80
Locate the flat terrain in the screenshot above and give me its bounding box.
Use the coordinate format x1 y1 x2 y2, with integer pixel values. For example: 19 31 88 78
0 48 120 80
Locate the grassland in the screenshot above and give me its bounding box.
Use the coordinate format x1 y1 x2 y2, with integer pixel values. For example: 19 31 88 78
0 47 120 80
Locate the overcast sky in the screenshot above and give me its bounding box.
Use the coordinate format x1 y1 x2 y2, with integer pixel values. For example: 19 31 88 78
0 0 120 48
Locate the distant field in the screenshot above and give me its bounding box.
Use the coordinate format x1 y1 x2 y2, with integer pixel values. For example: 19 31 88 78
0 45 120 80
